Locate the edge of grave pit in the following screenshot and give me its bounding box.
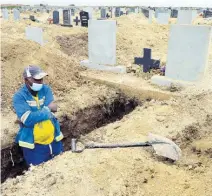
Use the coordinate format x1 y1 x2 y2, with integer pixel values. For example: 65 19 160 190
81 71 178 101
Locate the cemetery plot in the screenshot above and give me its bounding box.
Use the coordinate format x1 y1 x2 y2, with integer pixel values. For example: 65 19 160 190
1 8 212 196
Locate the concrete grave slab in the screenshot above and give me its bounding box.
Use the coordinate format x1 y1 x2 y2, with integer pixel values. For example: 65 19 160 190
80 60 126 74
25 27 44 45
152 25 212 87
88 20 116 65
157 12 170 24
81 71 175 101
177 10 193 24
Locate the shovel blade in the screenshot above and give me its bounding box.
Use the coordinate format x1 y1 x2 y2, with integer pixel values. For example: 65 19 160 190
148 133 182 161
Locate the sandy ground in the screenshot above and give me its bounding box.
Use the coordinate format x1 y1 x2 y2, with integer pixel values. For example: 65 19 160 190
1 11 212 195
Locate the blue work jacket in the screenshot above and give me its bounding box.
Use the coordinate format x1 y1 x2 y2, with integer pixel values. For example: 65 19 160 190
13 84 63 149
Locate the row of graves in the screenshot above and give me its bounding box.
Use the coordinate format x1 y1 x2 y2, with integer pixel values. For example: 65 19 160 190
2 5 212 87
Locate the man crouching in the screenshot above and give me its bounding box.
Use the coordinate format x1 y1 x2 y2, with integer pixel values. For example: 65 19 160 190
13 65 63 166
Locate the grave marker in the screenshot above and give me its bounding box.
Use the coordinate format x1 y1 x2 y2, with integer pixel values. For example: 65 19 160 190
111 7 116 18
80 20 126 73
101 8 106 18
71 8 75 16
192 10 197 20
13 9 20 21
177 10 193 24
157 12 170 24
74 16 80 26
134 48 160 73
2 9 9 19
203 10 212 18
53 10 59 24
63 10 72 26
29 15 36 21
149 10 154 23
115 7 120 17
80 11 89 27
165 25 212 81
89 20 116 65
141 8 149 18
171 9 178 18
25 27 44 45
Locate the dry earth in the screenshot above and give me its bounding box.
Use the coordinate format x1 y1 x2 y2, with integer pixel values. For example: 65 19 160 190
1 10 212 196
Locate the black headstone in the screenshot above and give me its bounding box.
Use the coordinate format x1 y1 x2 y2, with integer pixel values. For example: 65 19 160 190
53 10 59 24
29 15 35 21
203 10 212 18
80 11 89 27
115 7 120 17
171 9 178 18
134 48 160 73
141 8 149 18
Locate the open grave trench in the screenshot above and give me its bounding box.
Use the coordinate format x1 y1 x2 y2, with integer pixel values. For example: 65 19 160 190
1 90 141 183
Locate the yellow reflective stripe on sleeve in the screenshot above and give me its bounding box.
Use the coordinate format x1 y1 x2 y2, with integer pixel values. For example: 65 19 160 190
21 111 31 124
55 134 64 141
19 141 34 149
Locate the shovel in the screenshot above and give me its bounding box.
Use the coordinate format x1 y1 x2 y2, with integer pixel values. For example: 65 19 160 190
71 133 182 161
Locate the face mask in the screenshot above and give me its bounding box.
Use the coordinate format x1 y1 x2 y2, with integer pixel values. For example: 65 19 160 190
30 83 43 91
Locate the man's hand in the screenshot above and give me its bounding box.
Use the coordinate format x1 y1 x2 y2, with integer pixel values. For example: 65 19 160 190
48 102 57 113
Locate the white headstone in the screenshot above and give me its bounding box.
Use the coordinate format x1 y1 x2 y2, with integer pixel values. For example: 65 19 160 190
88 20 116 65
192 10 197 20
112 7 116 17
165 25 212 81
25 27 44 45
177 10 193 24
157 13 170 24
13 9 20 21
83 7 93 19
149 10 154 23
2 9 9 19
